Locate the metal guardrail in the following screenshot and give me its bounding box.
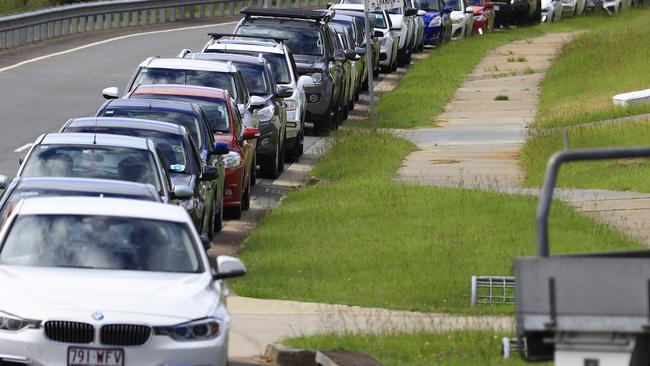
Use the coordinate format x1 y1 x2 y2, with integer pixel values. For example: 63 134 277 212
470 275 515 305
0 0 323 50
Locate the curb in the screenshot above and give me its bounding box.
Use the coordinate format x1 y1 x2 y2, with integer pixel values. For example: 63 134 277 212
264 344 384 366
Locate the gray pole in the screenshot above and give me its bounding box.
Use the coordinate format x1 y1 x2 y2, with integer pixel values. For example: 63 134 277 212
364 11 376 128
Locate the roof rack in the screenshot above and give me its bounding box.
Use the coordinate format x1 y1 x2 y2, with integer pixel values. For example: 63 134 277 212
207 33 287 43
240 7 335 22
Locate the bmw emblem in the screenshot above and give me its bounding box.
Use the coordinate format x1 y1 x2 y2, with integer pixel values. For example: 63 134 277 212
92 311 104 321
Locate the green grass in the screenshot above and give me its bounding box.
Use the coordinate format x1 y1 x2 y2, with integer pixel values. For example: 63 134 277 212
535 8 650 128
0 0 91 16
522 121 650 192
231 128 641 314
286 331 547 366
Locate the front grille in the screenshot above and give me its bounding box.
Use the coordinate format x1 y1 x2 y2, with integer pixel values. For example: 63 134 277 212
44 321 94 344
100 324 152 346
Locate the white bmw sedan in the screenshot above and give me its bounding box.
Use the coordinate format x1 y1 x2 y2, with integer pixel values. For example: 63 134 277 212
0 196 246 366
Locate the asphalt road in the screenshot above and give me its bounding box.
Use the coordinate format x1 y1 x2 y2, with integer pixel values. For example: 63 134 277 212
0 20 319 178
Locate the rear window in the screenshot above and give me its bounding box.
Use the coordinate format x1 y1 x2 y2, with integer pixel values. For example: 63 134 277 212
132 67 237 98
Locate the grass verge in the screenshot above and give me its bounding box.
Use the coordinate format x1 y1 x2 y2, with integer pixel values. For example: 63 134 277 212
535 8 650 128
522 121 650 192
231 128 641 314
285 331 545 366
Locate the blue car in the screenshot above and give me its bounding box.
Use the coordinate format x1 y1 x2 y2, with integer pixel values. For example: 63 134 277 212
418 0 453 46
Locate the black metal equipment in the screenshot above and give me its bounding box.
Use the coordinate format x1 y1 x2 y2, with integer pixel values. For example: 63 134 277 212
516 146 650 365
239 7 334 22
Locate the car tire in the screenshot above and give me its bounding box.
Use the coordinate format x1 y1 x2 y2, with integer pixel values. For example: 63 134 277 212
214 198 223 233
277 138 285 174
250 155 257 186
226 205 242 220
242 177 251 211
206 203 216 241
261 138 280 179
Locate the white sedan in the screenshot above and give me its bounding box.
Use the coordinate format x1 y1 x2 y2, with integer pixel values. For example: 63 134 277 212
542 0 563 21
0 196 246 366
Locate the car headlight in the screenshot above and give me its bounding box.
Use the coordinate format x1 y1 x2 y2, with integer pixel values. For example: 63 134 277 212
0 311 40 331
474 14 485 20
380 35 389 46
429 16 442 27
155 318 221 342
177 198 195 212
452 16 464 24
223 151 242 168
255 105 274 123
310 73 323 84
284 99 298 111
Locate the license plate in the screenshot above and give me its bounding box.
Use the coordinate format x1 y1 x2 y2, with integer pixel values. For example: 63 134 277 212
68 347 124 366
494 5 500 10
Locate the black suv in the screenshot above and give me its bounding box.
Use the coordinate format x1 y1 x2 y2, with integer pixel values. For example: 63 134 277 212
235 8 353 134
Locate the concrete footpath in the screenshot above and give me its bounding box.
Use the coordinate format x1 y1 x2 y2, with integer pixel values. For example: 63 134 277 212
396 32 650 246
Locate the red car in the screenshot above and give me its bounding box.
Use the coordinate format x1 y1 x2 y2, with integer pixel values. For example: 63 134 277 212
470 0 496 35
129 85 259 219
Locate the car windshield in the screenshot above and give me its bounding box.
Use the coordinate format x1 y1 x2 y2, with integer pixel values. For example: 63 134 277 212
368 12 388 28
131 95 230 134
238 26 323 56
0 215 201 273
416 0 441 10
0 188 157 223
341 0 364 3
237 64 270 96
132 67 237 97
63 127 193 175
387 7 403 14
97 109 202 150
446 0 462 10
21 145 162 192
467 0 482 5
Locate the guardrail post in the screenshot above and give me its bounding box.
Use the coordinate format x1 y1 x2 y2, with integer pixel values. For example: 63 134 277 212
199 4 206 18
27 25 34 43
79 16 86 32
219 3 225 15
87 16 95 31
71 17 78 34
62 19 69 35
169 7 176 21
229 2 235 15
208 3 215 16
276 0 282 8
178 6 185 20
140 10 147 25
0 32 5 49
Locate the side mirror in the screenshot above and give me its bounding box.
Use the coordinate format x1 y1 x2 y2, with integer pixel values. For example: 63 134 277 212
405 8 418 16
297 75 315 87
243 127 260 140
390 25 402 31
417 9 426 15
465 6 474 13
18 155 25 166
0 175 8 190
332 49 347 62
344 49 357 60
443 5 453 13
355 47 367 56
172 185 194 199
200 235 212 251
177 48 192 59
213 141 230 155
250 95 266 109
277 86 294 99
102 87 119 100
201 166 219 181
372 30 384 38
212 255 247 280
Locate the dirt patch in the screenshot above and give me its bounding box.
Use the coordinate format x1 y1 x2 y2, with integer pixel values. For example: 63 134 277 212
431 159 461 164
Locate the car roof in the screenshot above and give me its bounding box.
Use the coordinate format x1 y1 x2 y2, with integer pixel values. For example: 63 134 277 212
132 84 230 100
67 117 185 136
139 58 239 73
332 14 358 23
204 41 285 54
12 177 160 201
186 52 266 66
331 4 365 11
39 133 151 150
14 196 188 222
240 16 323 29
103 98 200 115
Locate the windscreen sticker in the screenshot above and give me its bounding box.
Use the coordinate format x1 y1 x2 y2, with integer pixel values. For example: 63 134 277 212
170 164 186 172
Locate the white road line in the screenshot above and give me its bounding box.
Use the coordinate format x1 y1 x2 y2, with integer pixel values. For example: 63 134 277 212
13 143 33 153
0 21 239 74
